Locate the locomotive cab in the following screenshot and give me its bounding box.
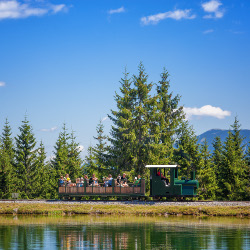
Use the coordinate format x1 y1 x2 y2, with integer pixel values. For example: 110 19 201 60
146 165 198 198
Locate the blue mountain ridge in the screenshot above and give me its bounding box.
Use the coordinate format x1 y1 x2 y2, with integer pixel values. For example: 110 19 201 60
197 129 250 152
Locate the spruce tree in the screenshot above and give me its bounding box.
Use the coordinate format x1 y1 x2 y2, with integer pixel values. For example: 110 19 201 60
92 120 110 176
148 69 184 165
174 121 201 177
132 63 153 174
0 119 15 198
220 118 248 200
199 139 217 199
108 69 135 171
51 124 70 179
84 145 99 177
35 141 55 198
14 117 38 198
67 130 82 181
212 136 223 197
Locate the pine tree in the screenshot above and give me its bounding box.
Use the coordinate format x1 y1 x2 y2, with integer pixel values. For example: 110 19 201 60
212 136 223 197
84 145 99 177
148 69 184 165
14 117 38 198
0 119 15 198
174 121 201 177
34 141 55 198
132 63 153 174
67 130 82 181
108 69 135 171
92 120 110 176
219 118 248 200
51 124 70 179
199 139 217 199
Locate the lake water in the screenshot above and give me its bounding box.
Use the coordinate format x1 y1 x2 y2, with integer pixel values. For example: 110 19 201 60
0 215 249 249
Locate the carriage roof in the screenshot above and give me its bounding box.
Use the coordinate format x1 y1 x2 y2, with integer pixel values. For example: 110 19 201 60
145 165 178 168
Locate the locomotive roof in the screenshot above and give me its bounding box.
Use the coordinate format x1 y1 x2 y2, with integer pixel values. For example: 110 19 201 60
145 165 178 168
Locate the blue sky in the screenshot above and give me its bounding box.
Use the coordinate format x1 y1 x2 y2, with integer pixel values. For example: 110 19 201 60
0 0 249 157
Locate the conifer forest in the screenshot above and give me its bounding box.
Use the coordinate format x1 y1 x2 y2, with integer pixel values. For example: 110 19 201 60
0 64 249 200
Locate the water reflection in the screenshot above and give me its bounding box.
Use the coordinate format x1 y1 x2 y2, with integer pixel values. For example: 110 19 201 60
0 216 249 249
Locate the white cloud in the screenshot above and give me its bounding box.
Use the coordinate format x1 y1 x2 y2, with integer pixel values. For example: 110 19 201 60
50 4 67 14
40 126 58 132
77 145 84 152
183 105 231 120
101 116 109 122
203 29 214 34
202 0 224 19
0 81 6 87
0 0 66 20
108 6 125 15
141 9 196 25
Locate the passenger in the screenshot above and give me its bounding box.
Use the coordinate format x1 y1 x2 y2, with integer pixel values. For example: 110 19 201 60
59 176 65 187
121 173 128 186
84 175 89 186
157 169 169 185
80 177 84 187
65 174 71 186
89 174 98 186
116 174 121 186
133 175 141 187
76 178 80 187
107 174 113 187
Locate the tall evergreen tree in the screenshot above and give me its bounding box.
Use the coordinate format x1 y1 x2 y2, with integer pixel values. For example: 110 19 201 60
199 139 217 199
51 124 70 179
67 130 82 181
35 141 56 198
219 118 248 200
108 69 135 171
93 121 109 175
84 145 99 177
148 69 184 165
14 117 38 198
0 119 14 198
174 121 201 177
132 63 153 174
212 136 224 197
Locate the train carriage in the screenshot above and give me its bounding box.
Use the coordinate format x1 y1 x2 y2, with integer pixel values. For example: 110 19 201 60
58 179 146 199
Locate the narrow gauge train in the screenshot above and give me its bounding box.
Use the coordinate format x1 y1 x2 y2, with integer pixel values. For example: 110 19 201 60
58 165 199 200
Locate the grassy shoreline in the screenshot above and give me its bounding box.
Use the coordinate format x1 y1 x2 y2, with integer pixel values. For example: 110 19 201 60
0 203 249 217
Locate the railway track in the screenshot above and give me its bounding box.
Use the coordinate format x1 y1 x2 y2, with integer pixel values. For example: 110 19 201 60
0 199 249 206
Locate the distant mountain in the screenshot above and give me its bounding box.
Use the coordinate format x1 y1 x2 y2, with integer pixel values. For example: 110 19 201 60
197 129 250 152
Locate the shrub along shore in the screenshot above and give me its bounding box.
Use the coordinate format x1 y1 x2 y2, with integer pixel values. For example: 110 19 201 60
0 203 249 217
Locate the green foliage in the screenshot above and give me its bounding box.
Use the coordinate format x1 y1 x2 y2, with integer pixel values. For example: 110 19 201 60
14 117 38 198
0 119 15 198
174 121 201 177
67 131 83 181
51 124 70 179
218 118 249 200
148 69 184 165
51 124 83 184
108 64 184 177
108 68 138 172
198 140 217 199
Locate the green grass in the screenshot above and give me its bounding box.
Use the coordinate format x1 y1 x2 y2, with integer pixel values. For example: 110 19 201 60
0 203 249 217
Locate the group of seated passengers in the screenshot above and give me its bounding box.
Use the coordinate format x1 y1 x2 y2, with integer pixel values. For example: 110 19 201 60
59 173 142 187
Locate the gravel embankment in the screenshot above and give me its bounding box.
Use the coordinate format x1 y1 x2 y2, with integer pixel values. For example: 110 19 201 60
0 200 249 207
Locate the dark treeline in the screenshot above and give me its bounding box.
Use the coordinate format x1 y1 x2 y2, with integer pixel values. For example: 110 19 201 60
0 63 249 200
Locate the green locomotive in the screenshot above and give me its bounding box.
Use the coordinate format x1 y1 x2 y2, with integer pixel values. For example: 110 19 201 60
146 165 199 198
58 165 199 199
